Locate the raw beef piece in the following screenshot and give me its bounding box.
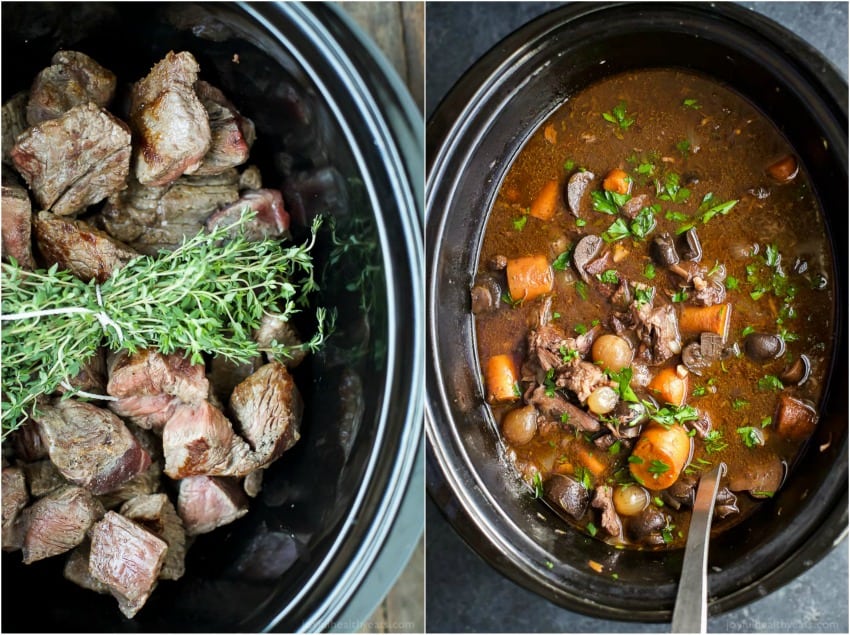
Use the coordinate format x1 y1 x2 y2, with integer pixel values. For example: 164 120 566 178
11 102 131 216
27 50 116 125
205 188 290 242
20 485 104 564
2 467 29 551
88 511 168 618
129 51 211 186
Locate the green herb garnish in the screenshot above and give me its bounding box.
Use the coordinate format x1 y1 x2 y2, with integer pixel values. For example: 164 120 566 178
736 426 763 448
704 430 728 454
597 269 620 285
698 193 738 223
602 100 635 130
758 375 784 392
513 215 528 231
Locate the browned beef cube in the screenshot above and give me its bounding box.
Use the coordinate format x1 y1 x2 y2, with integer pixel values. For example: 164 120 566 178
109 395 179 432
21 460 67 497
193 80 255 176
107 348 209 404
7 420 48 462
98 462 162 511
254 314 307 368
230 362 303 467
161 401 250 479
34 400 151 495
2 92 28 166
205 188 291 242
11 102 131 216
27 50 117 125
1 183 34 269
2 467 29 551
34 211 138 282
177 475 248 536
130 51 211 186
89 511 168 618
120 493 186 581
775 394 818 442
64 541 110 594
101 170 239 254
20 485 104 564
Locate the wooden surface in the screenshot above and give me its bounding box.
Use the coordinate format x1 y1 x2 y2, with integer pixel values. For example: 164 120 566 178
337 2 424 633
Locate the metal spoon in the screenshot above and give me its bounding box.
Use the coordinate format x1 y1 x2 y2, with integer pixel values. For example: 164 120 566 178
671 462 726 634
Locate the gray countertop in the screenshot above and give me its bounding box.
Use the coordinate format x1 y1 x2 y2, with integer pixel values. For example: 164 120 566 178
425 2 849 633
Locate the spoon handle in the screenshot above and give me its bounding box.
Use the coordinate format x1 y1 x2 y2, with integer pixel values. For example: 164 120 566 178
671 462 725 634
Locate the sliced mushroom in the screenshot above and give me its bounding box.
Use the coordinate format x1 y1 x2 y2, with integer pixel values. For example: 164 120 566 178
780 354 811 386
470 274 502 315
677 227 702 262
744 332 785 361
566 170 595 217
774 394 817 442
572 234 602 283
544 474 590 520
728 451 785 497
620 193 648 220
650 233 680 267
681 342 709 376
714 488 739 518
627 506 666 546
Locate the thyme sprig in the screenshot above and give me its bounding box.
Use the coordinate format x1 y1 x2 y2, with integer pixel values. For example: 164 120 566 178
1 211 330 437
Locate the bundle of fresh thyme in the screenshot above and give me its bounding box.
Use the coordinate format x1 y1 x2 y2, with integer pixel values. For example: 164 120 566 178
1 211 329 438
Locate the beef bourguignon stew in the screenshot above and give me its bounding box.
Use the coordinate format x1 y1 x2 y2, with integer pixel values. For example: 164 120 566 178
472 69 834 550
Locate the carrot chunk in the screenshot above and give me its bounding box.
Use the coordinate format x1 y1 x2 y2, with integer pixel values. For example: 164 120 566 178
679 303 731 340
628 424 692 490
485 354 519 403
602 168 631 195
506 255 554 302
529 180 561 221
647 366 688 406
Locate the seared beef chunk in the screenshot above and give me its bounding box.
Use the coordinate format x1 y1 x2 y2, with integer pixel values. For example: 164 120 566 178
22 460 66 497
2 467 29 551
11 102 131 216
8 421 48 462
64 541 110 594
100 169 239 254
120 494 186 581
205 188 291 241
621 193 649 219
774 394 817 442
193 80 255 175
591 485 621 537
229 362 303 466
98 462 162 510
34 212 138 282
691 272 726 306
34 400 151 495
161 401 250 478
20 485 104 564
59 348 107 395
634 304 682 365
544 475 589 520
527 323 609 403
89 511 168 618
177 475 249 536
27 50 116 125
107 349 209 430
1 183 34 269
2 92 28 166
130 51 211 186
529 386 600 433
254 313 307 368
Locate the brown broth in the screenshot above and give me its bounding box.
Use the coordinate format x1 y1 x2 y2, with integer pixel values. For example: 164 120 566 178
474 69 835 549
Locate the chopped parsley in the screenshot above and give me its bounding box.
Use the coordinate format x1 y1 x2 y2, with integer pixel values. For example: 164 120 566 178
741 325 755 337
575 280 589 300
552 249 572 271
560 345 580 363
643 263 656 280
575 465 593 490
513 214 528 231
682 98 701 109
531 471 544 499
736 426 764 448
699 192 738 224
574 323 588 335
761 416 773 428
692 386 707 397
653 496 665 507
661 521 676 544
607 367 639 403
630 205 658 239
758 375 784 392
592 189 631 215
501 291 522 308
628 455 644 464
648 459 671 478
587 521 598 537
512 382 522 398
602 217 631 242
560 412 571 424
544 368 557 397
602 100 635 130
597 269 620 285
637 162 656 176
665 210 690 222
564 159 576 171
648 403 699 428
671 289 689 303
634 285 653 306
576 218 587 227
725 276 739 291
731 398 749 411
676 139 692 156
655 172 690 203
608 440 622 455
704 430 728 454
